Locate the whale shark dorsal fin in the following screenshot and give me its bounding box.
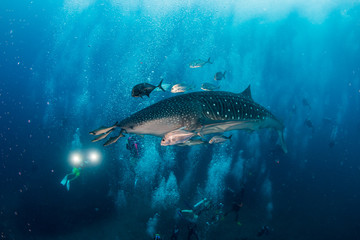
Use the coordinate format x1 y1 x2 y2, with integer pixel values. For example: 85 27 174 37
240 85 253 101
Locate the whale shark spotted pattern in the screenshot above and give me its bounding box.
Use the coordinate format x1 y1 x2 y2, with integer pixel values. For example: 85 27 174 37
90 85 287 153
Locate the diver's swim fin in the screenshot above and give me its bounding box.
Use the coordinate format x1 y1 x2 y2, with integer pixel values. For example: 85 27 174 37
278 130 288 154
61 175 68 186
66 181 70 191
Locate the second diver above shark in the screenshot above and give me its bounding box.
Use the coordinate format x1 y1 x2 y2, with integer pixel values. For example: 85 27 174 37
90 85 287 153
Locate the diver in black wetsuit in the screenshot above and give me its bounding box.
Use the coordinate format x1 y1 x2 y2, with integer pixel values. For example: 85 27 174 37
170 225 180 240
126 136 142 158
224 201 243 223
224 187 245 224
187 223 199 240
153 233 162 240
257 225 270 237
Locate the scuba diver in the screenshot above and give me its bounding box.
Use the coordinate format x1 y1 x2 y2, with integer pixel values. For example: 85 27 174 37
206 202 224 226
224 201 243 224
187 223 199 240
126 136 143 158
257 225 271 237
153 233 162 240
180 198 212 223
60 149 101 191
170 225 180 240
61 167 81 191
224 187 245 225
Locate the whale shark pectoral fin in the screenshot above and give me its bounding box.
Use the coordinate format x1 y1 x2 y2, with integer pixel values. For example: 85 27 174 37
278 130 288 154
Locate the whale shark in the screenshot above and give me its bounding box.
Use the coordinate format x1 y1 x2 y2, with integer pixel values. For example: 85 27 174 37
90 85 287 153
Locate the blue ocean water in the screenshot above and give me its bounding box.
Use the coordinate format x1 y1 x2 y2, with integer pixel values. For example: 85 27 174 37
1 0 360 239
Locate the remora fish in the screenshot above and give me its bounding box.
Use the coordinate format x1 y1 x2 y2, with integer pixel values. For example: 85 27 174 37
209 135 232 144
189 57 213 68
161 128 196 146
92 85 287 153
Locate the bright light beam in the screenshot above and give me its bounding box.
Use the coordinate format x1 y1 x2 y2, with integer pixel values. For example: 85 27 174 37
70 152 83 166
88 150 101 164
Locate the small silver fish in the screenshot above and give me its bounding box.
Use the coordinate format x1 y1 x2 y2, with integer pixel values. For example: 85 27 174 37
89 122 118 135
189 57 213 68
209 135 232 144
91 129 114 142
201 83 220 91
171 83 195 93
161 128 196 146
214 71 226 81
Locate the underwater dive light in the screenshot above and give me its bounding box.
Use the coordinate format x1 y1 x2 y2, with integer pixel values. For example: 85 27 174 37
70 152 83 166
88 149 101 164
